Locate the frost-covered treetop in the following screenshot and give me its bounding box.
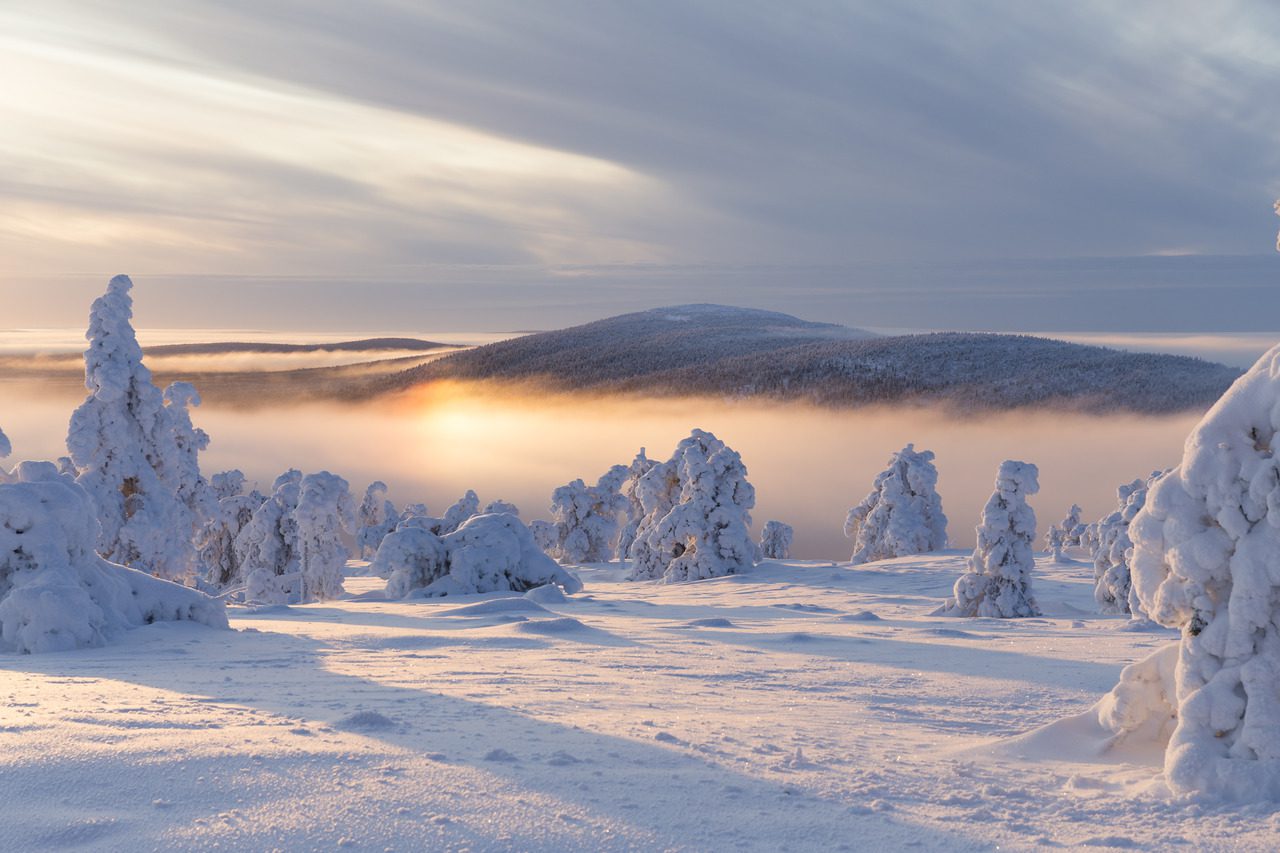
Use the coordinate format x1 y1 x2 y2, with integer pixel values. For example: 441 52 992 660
82 275 152 402
0 426 9 459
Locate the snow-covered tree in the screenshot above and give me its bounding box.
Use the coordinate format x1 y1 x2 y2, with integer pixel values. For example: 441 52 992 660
941 460 1040 618
210 470 248 501
0 426 10 460
551 465 629 563
163 381 216 528
400 502 429 522
759 520 794 560
0 464 226 653
66 275 202 583
529 519 559 554
484 499 520 517
356 481 398 559
845 443 947 564
236 470 303 604
380 513 582 599
1092 476 1160 617
1124 336 1280 800
294 472 355 603
440 489 480 533
196 493 262 590
616 448 656 560
629 429 757 583
1044 503 1084 561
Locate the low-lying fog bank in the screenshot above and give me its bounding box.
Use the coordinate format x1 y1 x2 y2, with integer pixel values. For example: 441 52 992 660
0 378 1200 560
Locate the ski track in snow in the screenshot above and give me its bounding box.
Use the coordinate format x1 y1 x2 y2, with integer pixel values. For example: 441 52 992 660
2 553 1277 851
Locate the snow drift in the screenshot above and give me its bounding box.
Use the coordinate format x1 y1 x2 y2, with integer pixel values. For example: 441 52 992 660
0 465 227 654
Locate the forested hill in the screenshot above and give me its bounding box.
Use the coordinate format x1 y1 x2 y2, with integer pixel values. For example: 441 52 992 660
375 305 1242 414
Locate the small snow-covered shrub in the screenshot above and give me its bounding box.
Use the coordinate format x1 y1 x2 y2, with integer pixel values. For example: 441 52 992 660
484 499 520 517
551 465 629 563
1125 332 1280 801
1095 643 1179 750
1092 475 1160 617
759 521 794 560
629 429 756 583
356 481 398 559
439 490 480 534
210 470 247 501
0 466 226 653
380 513 582 599
235 470 303 605
529 519 559 555
941 460 1040 618
1044 504 1084 561
845 443 947 564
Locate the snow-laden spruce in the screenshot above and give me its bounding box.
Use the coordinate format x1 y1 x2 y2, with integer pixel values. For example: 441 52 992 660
1092 475 1160 618
236 470 303 605
378 513 582 598
941 460 1040 618
1125 339 1280 801
0 464 226 654
759 520 793 560
628 429 756 583
844 444 947 564
550 465 629 563
356 481 398 559
65 276 208 582
1045 503 1084 561
616 448 656 560
294 472 355 603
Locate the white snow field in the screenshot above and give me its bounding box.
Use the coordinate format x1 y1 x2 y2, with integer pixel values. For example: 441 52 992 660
3 554 1275 851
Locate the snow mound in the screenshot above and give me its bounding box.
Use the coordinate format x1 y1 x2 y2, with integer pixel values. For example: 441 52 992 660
0 470 228 654
524 584 570 604
333 711 398 732
435 598 551 618
679 617 736 628
838 610 883 622
512 617 590 635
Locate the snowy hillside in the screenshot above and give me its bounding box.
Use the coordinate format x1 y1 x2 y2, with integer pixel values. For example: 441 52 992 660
6 554 1271 850
379 306 1240 414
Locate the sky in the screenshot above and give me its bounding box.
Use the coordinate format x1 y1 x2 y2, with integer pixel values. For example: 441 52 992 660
2 1 1279 332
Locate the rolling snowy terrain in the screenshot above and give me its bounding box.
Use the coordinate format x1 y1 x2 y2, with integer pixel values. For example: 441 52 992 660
4 554 1272 851
379 305 1241 414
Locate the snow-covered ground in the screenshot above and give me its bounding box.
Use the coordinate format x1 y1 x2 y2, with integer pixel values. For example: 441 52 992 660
2 555 1273 851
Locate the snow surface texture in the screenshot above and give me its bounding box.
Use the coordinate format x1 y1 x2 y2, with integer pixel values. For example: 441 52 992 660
942 460 1041 618
759 520 794 560
628 429 757 583
379 513 583 599
65 276 206 582
1128 342 1280 801
844 443 947 564
1091 475 1160 618
0 465 226 653
9 554 1255 850
550 466 628 562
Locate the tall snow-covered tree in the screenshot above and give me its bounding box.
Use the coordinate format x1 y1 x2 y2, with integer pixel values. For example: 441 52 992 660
163 381 216 528
294 472 355 603
1092 476 1160 617
551 465 628 563
759 520 794 560
65 275 201 582
356 481 398 559
941 460 1040 618
1125 335 1280 800
629 429 756 583
616 448 656 560
845 443 947 564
